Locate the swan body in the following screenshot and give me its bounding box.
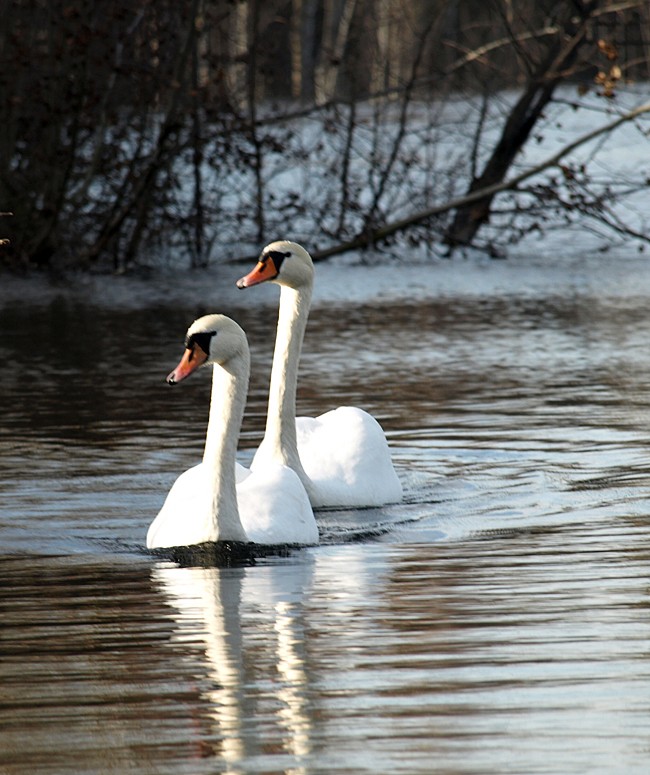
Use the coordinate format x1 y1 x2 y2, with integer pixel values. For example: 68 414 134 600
237 241 402 509
146 314 317 550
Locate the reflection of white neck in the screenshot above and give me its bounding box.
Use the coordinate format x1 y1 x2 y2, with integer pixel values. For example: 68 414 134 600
255 284 316 500
275 600 311 763
153 566 246 765
202 352 249 543
154 562 315 770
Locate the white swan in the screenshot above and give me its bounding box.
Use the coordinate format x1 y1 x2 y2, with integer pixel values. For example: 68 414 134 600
236 241 402 509
146 314 318 550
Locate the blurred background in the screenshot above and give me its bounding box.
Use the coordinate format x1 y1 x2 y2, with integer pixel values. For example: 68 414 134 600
0 0 649 271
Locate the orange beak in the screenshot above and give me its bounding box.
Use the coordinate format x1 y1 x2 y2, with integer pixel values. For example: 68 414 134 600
166 347 208 384
236 259 278 289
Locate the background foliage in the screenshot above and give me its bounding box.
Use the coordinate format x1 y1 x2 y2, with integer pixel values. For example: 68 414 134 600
1 0 649 270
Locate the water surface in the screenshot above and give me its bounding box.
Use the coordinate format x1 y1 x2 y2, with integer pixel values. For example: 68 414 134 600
1 253 650 774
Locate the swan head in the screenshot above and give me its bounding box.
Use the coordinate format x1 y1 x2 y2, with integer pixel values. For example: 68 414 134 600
167 314 247 384
236 240 314 291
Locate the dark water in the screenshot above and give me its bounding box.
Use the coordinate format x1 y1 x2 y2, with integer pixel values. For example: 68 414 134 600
1 255 650 774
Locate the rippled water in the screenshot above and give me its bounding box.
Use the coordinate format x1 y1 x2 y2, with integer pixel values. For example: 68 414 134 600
1 254 650 774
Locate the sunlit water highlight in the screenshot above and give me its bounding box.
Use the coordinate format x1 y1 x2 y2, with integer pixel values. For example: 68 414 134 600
1 252 650 774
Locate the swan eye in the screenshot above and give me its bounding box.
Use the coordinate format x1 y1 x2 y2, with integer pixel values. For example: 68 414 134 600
185 330 217 356
266 250 291 273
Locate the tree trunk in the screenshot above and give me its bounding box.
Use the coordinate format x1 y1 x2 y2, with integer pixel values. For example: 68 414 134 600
314 0 358 102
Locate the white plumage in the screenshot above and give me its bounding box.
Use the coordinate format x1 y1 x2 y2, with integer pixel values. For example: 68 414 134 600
237 241 402 509
146 314 318 550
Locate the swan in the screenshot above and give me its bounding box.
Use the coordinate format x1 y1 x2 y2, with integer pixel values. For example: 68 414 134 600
236 241 402 509
146 314 318 550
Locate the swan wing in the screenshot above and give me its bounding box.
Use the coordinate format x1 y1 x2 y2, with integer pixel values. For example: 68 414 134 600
147 463 215 549
148 461 316 549
237 463 318 545
296 406 402 507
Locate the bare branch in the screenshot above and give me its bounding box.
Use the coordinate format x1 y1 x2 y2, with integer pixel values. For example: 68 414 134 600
310 102 650 261
443 26 559 75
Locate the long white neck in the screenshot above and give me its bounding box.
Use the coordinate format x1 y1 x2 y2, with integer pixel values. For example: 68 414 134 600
202 351 250 543
255 283 316 499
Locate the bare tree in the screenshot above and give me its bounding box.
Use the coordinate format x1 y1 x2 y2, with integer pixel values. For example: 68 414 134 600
1 0 649 270
444 0 599 250
307 100 650 261
0 0 206 270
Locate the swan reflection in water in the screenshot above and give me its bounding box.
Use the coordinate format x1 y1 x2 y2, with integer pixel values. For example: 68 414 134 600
151 559 315 771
